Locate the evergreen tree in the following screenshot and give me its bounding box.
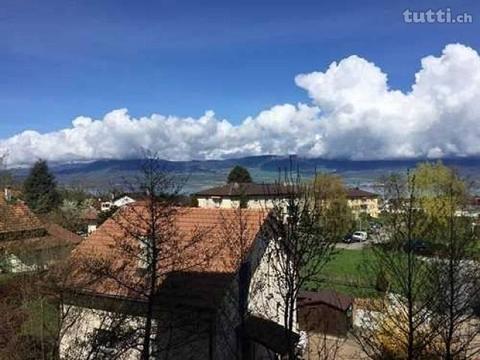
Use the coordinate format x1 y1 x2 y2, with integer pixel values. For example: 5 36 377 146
24 160 60 213
227 165 252 183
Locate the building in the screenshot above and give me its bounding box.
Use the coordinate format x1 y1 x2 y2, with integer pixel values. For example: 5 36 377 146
100 193 147 212
297 290 357 360
79 207 100 235
0 193 82 273
195 182 292 209
346 188 380 218
60 204 298 359
195 182 380 218
297 290 353 337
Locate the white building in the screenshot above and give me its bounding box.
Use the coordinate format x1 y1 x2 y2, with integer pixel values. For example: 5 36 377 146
195 182 292 210
195 182 380 219
60 205 297 359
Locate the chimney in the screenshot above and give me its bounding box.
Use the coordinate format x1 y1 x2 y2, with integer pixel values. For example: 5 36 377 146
4 187 12 202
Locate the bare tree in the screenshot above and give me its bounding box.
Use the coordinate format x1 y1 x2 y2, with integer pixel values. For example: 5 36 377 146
212 205 265 359
64 154 215 359
353 173 438 360
0 152 13 192
427 180 480 359
262 170 337 359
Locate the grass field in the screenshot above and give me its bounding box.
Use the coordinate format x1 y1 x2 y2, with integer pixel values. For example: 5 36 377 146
306 248 381 298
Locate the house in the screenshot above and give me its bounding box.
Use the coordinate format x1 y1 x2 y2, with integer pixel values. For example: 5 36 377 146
297 290 354 337
113 194 137 208
60 204 298 359
0 193 82 273
195 183 380 218
297 290 359 360
195 182 293 209
456 196 480 219
80 207 100 235
346 188 380 218
100 193 147 212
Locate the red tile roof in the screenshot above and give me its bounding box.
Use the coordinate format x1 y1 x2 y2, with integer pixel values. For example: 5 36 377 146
0 200 44 235
346 188 378 199
0 199 82 250
69 204 268 300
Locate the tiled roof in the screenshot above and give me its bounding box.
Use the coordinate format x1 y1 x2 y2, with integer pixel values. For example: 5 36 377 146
0 199 82 250
298 290 353 311
346 188 378 199
0 200 44 234
195 182 293 197
69 204 268 300
44 223 82 245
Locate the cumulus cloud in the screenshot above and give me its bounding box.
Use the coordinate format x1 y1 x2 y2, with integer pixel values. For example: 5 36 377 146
2 43 480 166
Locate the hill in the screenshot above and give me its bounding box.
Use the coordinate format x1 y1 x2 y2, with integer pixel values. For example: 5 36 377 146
10 156 480 194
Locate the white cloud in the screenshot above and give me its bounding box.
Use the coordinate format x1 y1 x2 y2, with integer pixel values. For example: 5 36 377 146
2 43 480 166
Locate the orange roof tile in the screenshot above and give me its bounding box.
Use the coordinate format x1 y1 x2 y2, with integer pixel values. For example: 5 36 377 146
0 200 44 234
69 204 268 300
0 199 82 251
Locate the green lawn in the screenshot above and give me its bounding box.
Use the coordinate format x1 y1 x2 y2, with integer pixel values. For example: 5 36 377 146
306 248 381 298
324 248 375 277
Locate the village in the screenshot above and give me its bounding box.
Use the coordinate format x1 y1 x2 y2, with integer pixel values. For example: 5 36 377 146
0 2 479 358
1 158 480 359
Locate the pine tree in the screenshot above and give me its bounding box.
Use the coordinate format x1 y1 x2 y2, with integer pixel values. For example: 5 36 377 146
24 160 60 213
227 165 252 183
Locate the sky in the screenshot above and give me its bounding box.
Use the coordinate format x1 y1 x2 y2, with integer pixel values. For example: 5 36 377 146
1 0 480 165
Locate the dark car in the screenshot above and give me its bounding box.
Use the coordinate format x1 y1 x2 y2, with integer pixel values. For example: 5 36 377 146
403 239 430 254
343 234 353 243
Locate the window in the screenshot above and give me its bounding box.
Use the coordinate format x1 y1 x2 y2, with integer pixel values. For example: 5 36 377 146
212 197 222 208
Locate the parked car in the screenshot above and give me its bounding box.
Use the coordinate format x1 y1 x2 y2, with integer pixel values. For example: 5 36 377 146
351 231 368 242
403 239 429 254
343 231 368 243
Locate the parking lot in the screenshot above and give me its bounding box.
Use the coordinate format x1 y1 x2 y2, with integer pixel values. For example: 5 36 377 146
335 230 386 250
336 240 372 250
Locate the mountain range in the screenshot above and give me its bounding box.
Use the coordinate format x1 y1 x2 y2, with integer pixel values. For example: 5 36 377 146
11 156 480 194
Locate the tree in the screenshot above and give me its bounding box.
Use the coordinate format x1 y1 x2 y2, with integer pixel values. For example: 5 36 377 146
354 173 438 360
227 165 252 183
24 160 60 213
65 154 214 359
413 161 467 235
312 173 354 241
363 166 480 360
264 171 337 359
0 152 13 191
424 173 480 359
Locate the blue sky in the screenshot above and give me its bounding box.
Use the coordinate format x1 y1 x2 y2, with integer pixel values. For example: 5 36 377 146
1 0 478 140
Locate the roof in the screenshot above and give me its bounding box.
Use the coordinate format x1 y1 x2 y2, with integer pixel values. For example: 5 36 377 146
0 200 44 234
68 204 268 301
469 196 480 206
346 187 378 199
195 182 293 197
242 315 300 355
113 192 147 202
0 199 82 252
297 290 353 312
80 207 98 222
